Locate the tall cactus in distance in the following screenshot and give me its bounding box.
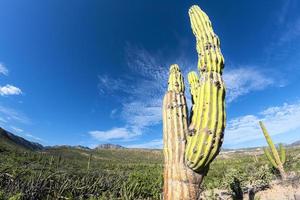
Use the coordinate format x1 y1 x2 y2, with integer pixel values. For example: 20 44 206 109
259 121 287 180
87 154 92 171
162 5 226 199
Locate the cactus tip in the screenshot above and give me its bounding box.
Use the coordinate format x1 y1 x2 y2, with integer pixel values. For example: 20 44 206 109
167 64 185 93
169 64 180 72
189 5 202 14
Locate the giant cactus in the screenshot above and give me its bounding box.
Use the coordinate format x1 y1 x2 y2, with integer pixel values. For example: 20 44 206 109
259 121 287 180
162 5 226 199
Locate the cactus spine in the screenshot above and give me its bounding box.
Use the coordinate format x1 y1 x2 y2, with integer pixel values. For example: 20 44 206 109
162 5 226 199
259 121 286 179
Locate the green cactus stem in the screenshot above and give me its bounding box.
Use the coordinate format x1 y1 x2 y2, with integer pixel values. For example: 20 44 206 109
49 155 54 167
87 154 92 171
253 154 258 163
162 5 226 199
259 121 286 180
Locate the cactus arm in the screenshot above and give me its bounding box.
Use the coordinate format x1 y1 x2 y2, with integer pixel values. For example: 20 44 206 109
259 121 282 166
185 5 226 172
279 144 286 164
264 148 277 168
168 64 185 93
189 6 224 73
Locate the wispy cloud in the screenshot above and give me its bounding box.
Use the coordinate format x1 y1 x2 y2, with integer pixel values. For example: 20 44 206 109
0 84 22 96
110 108 118 118
10 126 24 133
93 45 170 142
94 43 195 142
0 63 8 76
93 44 280 145
126 139 163 149
277 18 300 45
24 133 44 142
277 0 293 24
98 75 128 95
7 126 43 143
0 105 30 124
225 101 300 146
223 67 274 102
265 0 300 63
0 117 7 123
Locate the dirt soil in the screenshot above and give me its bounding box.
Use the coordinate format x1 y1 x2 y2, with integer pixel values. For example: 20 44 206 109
202 180 300 200
253 184 300 200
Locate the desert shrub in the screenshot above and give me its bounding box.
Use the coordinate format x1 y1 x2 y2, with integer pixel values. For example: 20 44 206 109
0 190 4 200
0 144 299 199
122 168 163 199
221 164 273 191
8 193 23 200
203 155 274 191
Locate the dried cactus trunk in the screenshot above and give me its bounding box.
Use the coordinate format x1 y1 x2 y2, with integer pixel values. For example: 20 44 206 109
163 66 204 200
162 5 226 200
259 121 287 180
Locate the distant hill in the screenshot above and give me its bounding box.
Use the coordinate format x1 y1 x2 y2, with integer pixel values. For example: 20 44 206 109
0 127 43 151
1 126 298 152
95 143 125 149
290 140 300 146
0 128 125 152
45 145 91 150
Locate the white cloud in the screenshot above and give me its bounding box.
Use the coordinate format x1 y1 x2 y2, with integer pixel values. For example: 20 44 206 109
0 63 8 76
223 67 274 102
89 127 135 141
225 101 300 146
0 84 22 96
126 139 163 149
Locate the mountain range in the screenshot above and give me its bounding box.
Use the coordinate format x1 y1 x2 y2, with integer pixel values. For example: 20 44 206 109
0 127 299 152
0 127 125 151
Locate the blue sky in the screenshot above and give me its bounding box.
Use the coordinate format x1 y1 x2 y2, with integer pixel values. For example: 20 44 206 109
0 0 299 149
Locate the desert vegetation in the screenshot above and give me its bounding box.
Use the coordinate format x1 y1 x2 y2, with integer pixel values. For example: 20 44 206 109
0 141 300 199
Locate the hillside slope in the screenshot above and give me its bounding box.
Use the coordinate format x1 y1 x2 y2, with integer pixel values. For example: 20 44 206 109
0 127 43 151
95 143 125 149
